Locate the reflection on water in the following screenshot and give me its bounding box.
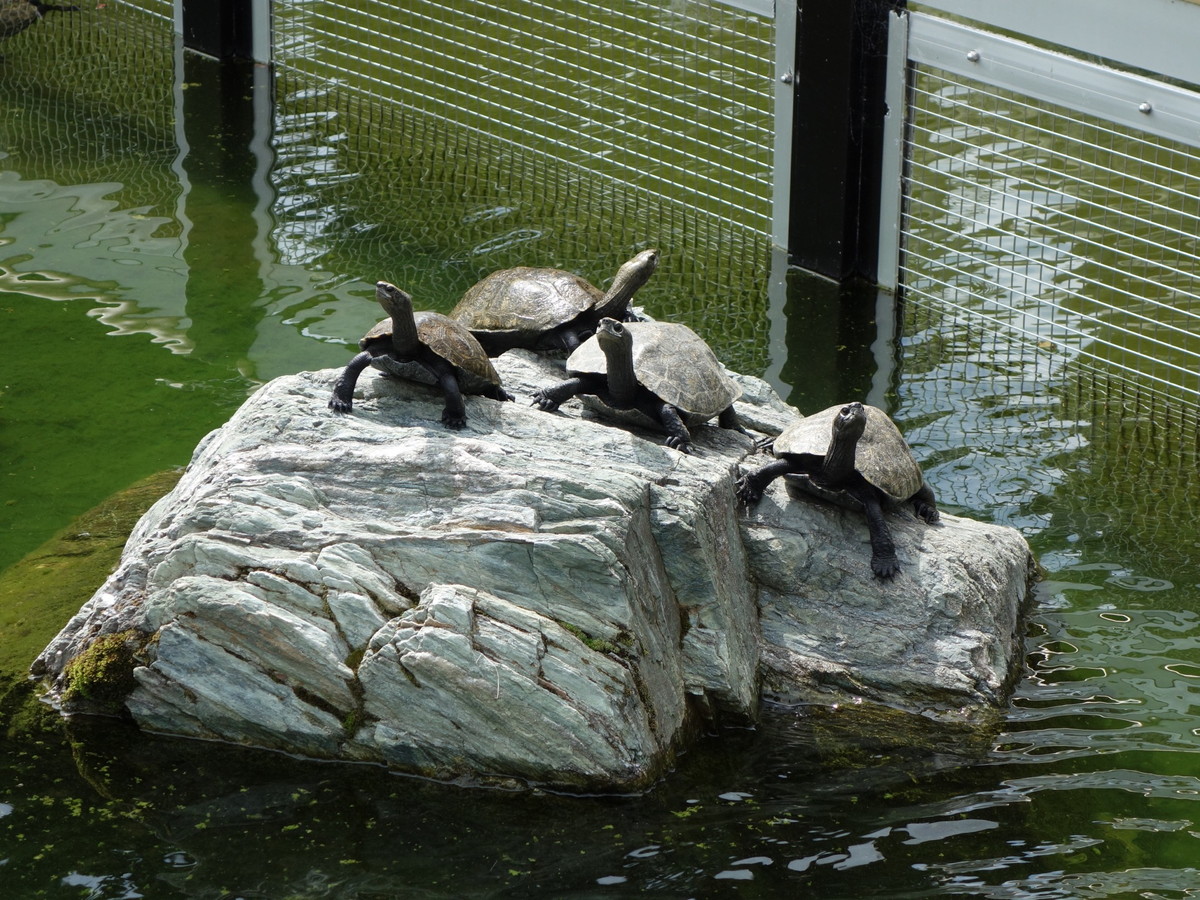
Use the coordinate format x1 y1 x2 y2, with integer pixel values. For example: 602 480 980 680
4 8 1200 900
905 68 1200 401
0 171 191 350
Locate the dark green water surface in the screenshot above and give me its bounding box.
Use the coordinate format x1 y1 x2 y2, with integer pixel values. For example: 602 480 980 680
4 20 1200 900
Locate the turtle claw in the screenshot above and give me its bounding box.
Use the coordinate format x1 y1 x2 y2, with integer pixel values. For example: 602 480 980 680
484 386 515 403
328 396 353 413
664 436 692 454
734 478 761 506
753 435 776 453
441 411 467 429
531 391 560 412
871 555 900 579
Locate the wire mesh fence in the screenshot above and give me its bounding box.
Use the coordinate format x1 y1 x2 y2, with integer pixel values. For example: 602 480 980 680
268 66 774 373
272 0 776 237
899 65 1200 410
269 0 779 372
0 0 780 375
0 1 176 187
0 0 183 337
895 57 1200 551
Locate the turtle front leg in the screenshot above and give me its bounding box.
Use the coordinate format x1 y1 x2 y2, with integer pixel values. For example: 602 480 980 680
861 492 900 579
554 327 586 353
656 403 694 454
532 377 586 412
735 458 793 505
328 351 375 412
419 359 467 428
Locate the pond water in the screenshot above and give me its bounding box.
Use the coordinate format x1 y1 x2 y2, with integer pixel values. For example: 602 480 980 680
4 24 1200 900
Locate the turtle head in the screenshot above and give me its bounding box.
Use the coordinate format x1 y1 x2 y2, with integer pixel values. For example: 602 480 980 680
375 281 414 317
621 248 660 281
595 317 631 350
830 400 868 453
824 403 868 477
595 317 638 402
832 402 868 441
601 249 660 311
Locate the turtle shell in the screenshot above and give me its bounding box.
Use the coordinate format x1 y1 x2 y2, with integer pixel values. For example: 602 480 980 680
775 403 924 502
0 2 39 39
451 267 604 337
361 311 502 392
565 321 741 419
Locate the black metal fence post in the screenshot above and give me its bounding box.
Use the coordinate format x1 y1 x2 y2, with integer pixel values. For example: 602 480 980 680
179 0 265 62
788 0 906 284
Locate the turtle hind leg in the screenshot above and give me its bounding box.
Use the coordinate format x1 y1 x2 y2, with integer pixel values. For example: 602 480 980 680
424 361 467 428
735 457 794 505
482 383 514 403
328 350 375 412
717 405 750 436
912 481 940 524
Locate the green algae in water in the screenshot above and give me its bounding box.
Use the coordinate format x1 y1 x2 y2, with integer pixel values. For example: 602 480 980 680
0 469 181 687
6 4 1200 897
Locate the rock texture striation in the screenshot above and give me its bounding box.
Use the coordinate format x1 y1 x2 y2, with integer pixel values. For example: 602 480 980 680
33 351 1034 790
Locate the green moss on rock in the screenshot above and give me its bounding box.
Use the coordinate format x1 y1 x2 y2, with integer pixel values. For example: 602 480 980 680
0 674 60 739
61 630 143 714
561 622 621 655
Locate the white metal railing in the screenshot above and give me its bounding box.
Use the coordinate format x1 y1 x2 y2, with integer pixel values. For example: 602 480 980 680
913 0 1200 90
906 14 1200 149
883 9 1200 404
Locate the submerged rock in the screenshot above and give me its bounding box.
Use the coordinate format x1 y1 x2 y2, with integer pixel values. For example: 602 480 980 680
32 351 1034 790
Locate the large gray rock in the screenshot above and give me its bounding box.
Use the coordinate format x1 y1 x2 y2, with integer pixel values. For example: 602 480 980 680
32 351 1034 790
746 487 1031 712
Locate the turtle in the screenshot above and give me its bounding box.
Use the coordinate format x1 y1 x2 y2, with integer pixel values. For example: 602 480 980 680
450 248 660 355
531 317 744 454
328 281 512 428
735 401 939 579
0 1 77 42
